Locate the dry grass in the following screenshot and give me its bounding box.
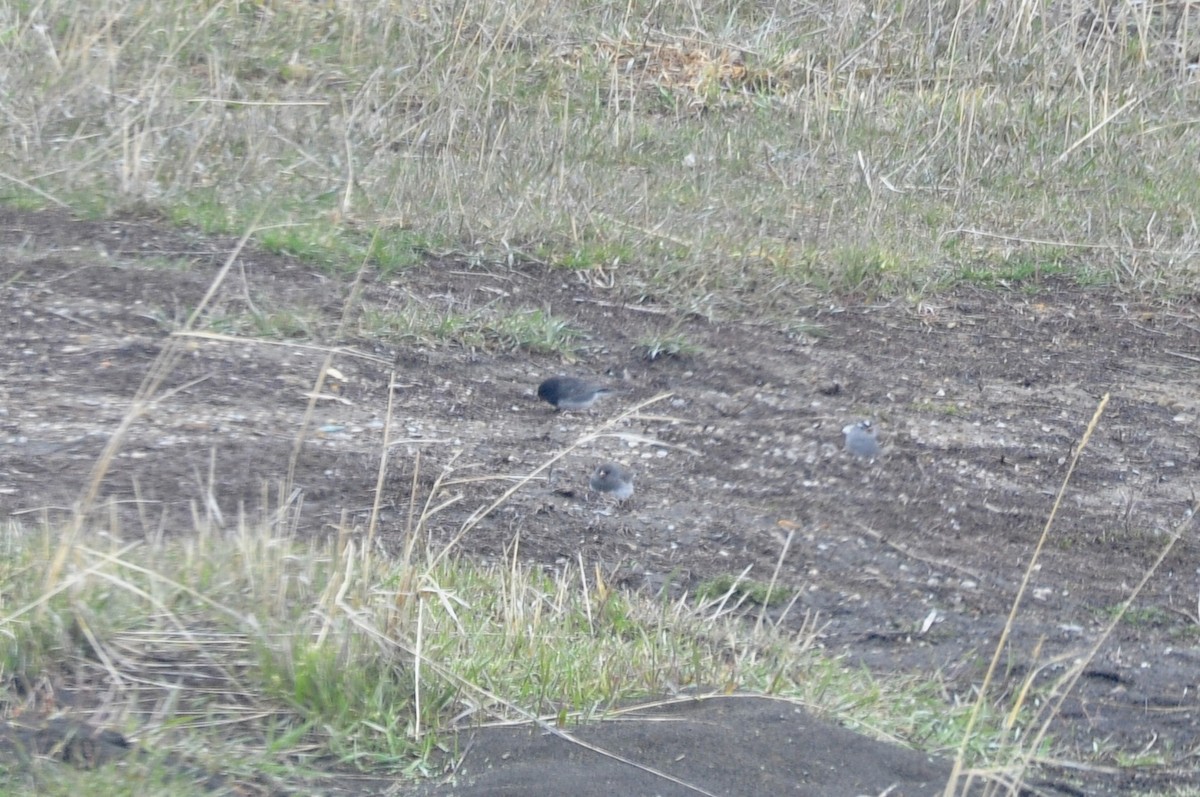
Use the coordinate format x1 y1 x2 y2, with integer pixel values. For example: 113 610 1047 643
2 0 1199 314
2 2 1198 794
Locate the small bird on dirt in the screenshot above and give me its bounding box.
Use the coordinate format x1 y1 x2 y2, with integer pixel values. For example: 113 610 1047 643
537 376 614 411
842 420 880 459
589 461 635 502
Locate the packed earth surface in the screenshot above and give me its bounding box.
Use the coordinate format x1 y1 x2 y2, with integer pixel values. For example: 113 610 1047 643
1 208 1198 795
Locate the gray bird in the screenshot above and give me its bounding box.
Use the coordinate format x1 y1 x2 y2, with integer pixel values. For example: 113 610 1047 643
842 420 880 459
589 461 635 502
537 376 614 411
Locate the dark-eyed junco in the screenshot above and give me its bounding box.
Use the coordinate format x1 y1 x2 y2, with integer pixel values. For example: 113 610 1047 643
842 420 880 459
537 376 614 411
589 461 635 501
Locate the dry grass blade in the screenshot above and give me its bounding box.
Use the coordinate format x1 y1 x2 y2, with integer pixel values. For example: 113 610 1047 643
1052 95 1144 167
943 393 1110 796
1010 505 1196 790
755 525 795 636
366 367 402 558
170 330 393 366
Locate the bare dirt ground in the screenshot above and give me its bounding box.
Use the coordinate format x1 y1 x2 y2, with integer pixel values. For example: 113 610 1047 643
2 208 1199 795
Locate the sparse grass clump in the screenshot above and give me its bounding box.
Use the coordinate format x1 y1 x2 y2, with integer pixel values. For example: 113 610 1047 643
357 306 580 353
489 308 581 354
695 573 789 607
637 331 701 361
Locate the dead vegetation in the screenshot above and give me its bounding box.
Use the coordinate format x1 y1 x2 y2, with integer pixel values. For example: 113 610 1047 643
3 0 1200 794
2 0 1200 306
